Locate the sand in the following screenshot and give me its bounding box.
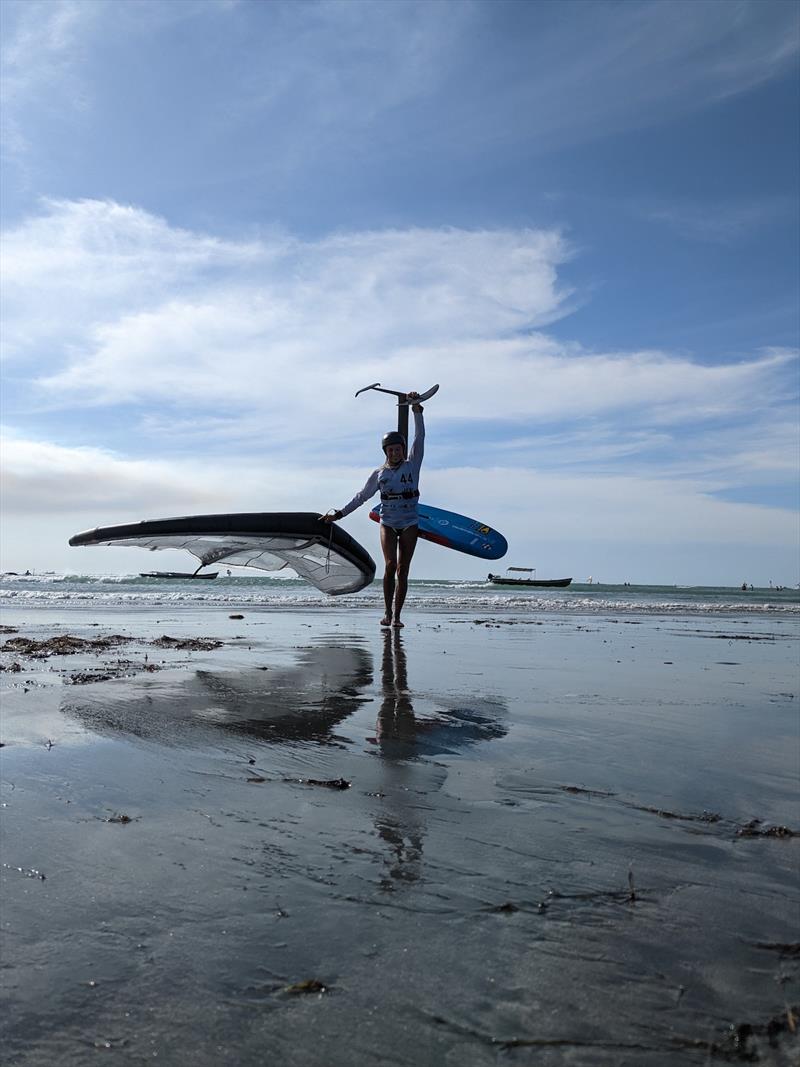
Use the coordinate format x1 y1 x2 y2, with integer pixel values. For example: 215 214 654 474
1 605 798 1066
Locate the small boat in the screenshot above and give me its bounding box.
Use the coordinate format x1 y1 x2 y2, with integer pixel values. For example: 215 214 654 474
140 571 219 580
487 567 572 588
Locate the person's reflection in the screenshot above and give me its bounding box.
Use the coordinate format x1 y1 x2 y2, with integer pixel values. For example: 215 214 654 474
61 644 373 747
373 629 425 889
375 628 417 757
370 631 507 893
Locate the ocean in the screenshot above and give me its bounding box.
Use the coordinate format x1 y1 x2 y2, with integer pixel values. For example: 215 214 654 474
2 571 798 616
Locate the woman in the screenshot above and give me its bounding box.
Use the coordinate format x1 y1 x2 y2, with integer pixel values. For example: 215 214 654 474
323 392 424 628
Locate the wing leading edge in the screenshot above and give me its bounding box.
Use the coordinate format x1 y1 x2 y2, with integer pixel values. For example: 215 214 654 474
69 512 376 596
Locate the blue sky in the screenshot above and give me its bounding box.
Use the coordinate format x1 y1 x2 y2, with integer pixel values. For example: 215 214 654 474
1 0 798 584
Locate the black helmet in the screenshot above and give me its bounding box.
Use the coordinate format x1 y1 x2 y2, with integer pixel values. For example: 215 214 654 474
381 431 406 453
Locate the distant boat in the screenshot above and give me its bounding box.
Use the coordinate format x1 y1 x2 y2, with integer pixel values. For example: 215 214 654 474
140 571 219 580
487 567 572 588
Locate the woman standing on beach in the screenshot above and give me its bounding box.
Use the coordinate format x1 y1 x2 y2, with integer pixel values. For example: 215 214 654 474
323 392 424 628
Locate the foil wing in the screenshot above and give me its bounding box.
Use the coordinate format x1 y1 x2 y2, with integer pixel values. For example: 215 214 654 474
69 512 376 596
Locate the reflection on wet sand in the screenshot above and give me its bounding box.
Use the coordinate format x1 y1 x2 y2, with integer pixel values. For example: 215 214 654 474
375 628 416 759
62 644 373 746
372 631 507 892
374 631 424 888
374 629 508 760
60 631 508 898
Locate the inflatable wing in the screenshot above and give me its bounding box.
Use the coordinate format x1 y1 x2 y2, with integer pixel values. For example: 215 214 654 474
69 513 376 596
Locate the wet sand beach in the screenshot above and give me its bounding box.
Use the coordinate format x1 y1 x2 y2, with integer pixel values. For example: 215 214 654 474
2 604 798 1065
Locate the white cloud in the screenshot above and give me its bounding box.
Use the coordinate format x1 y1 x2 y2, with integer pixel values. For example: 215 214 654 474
0 0 234 118
2 199 796 581
423 0 800 155
0 429 364 520
0 432 223 515
0 0 96 166
1 1 90 96
2 432 796 581
425 466 798 549
3 0 796 195
2 200 575 429
0 198 265 365
3 199 795 451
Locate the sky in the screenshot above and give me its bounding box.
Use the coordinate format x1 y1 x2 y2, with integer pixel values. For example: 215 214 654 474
1 0 798 585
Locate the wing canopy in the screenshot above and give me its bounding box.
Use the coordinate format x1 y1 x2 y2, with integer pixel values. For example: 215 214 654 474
69 513 376 596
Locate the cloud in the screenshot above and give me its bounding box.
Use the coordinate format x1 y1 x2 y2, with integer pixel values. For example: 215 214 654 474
483 413 800 484
0 0 95 166
397 0 800 156
1 1 90 98
0 0 466 191
2 0 796 197
0 431 223 515
0 428 367 519
0 197 264 365
2 199 573 424
641 196 797 245
0 0 233 119
3 428 795 548
425 466 799 548
2 199 796 581
2 198 797 499
4 199 795 437
3 432 795 584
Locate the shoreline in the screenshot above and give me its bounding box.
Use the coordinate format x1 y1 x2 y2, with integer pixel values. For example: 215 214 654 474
2 600 798 624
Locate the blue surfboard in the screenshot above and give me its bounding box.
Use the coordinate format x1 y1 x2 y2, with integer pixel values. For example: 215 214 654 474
369 502 507 560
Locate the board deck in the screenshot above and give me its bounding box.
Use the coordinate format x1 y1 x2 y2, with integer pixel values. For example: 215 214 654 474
369 502 507 560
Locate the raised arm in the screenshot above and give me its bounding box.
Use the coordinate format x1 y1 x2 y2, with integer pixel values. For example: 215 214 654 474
408 408 425 475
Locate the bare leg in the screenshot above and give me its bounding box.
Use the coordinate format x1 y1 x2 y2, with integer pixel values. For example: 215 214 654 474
393 525 418 627
380 524 399 626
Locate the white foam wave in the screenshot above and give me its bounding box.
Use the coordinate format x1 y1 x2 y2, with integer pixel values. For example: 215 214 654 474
1 587 797 616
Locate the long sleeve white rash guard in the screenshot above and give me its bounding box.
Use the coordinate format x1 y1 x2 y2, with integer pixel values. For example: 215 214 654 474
339 411 425 530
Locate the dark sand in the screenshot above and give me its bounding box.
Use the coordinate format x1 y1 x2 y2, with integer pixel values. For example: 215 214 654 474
1 606 798 1065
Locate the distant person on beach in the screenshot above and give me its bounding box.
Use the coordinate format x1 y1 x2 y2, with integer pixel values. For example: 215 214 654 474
323 391 425 629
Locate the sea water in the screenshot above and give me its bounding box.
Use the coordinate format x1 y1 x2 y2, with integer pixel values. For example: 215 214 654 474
2 572 798 616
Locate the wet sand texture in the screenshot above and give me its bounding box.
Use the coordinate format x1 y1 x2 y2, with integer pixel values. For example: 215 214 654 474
1 609 798 1066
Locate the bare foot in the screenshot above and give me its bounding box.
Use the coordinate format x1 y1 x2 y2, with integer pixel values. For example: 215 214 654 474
380 616 392 627
392 619 404 628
